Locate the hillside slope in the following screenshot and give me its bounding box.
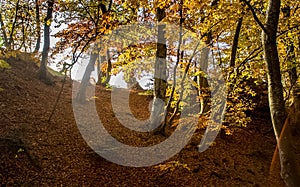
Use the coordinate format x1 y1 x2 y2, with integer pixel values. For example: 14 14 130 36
0 55 291 186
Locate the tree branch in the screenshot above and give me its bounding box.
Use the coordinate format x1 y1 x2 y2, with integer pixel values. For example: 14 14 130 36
240 0 269 35
230 17 243 67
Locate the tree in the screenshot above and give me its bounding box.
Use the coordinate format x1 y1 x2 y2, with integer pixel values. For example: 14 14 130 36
230 17 243 68
279 4 300 133
38 0 54 83
74 0 111 102
242 0 300 185
76 43 100 102
164 0 184 130
0 13 8 49
34 0 41 52
149 6 167 132
197 32 211 115
7 0 21 49
101 48 112 86
0 0 43 52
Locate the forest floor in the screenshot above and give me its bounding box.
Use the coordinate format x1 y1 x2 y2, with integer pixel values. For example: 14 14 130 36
0 56 299 186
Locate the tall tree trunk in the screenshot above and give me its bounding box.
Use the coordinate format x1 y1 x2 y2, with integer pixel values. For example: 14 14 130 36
282 5 300 134
289 58 300 134
168 55 193 125
0 13 8 48
18 18 26 51
198 32 211 114
38 0 54 83
8 0 20 49
96 55 105 85
230 17 243 68
34 0 41 53
96 38 103 85
76 44 99 103
150 7 167 129
262 0 300 186
164 0 184 131
102 48 112 86
287 35 300 135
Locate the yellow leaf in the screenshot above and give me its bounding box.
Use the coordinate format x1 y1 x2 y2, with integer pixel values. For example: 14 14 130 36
46 19 52 26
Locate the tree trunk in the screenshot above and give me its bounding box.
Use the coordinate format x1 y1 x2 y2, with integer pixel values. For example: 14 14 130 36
96 55 105 85
150 7 167 129
38 0 54 83
282 6 300 134
76 44 99 103
96 56 102 85
8 0 20 49
164 0 183 130
230 17 243 68
102 48 112 86
34 0 41 53
0 13 8 48
198 33 211 114
287 39 300 135
262 0 300 185
96 38 104 85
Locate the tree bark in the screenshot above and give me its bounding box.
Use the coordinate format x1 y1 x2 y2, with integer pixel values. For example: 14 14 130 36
76 44 99 103
96 38 104 85
96 55 106 85
8 0 20 49
150 7 167 129
197 32 211 114
102 48 112 86
0 13 8 48
38 0 54 83
287 37 300 135
230 17 243 68
262 0 300 186
164 0 184 131
282 5 300 133
34 0 41 53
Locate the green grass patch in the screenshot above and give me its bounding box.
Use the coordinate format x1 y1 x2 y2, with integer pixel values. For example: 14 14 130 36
0 59 11 69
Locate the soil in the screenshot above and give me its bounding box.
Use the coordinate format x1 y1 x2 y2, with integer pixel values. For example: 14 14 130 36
0 56 299 186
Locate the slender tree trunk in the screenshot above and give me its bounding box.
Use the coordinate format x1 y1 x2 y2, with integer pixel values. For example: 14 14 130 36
38 0 54 83
282 6 300 133
8 0 20 49
102 48 112 86
287 39 300 134
198 32 211 114
96 38 103 85
262 0 300 186
34 0 41 53
230 17 243 68
195 0 222 115
0 13 8 48
96 55 106 85
168 57 192 124
150 7 167 129
164 0 184 130
18 18 26 51
96 56 102 85
76 44 99 103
